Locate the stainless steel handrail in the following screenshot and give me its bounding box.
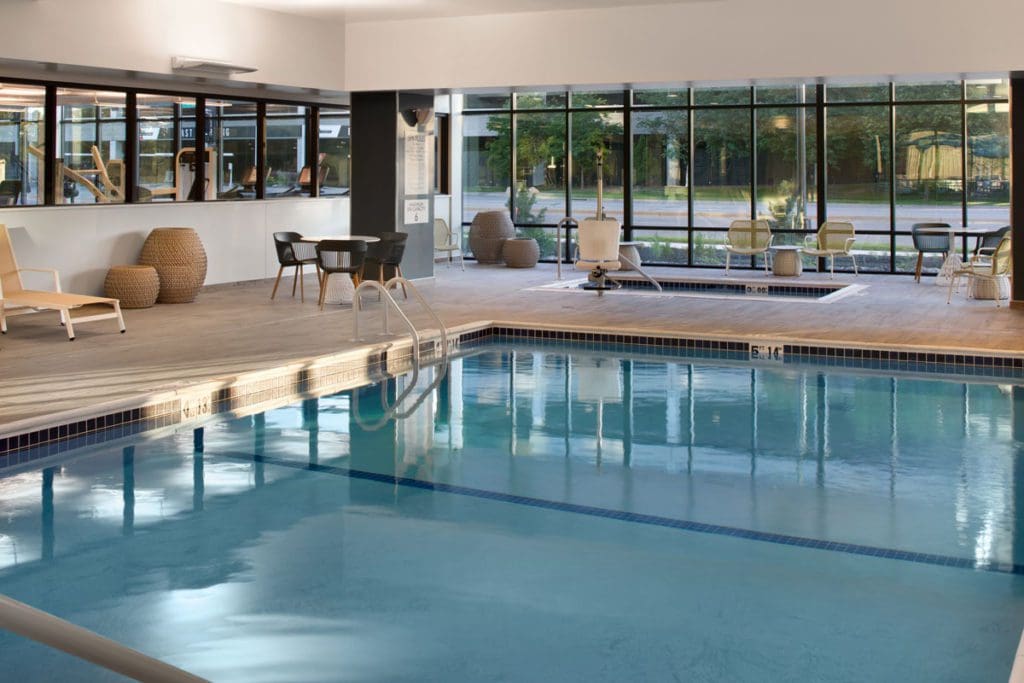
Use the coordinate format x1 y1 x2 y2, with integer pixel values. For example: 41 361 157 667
0 593 208 682
384 276 449 364
614 253 663 291
351 277 451 430
556 217 578 280
353 280 422 364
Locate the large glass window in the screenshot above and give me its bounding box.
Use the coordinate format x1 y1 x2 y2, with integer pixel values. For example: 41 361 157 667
894 104 963 229
756 106 816 236
136 94 195 202
0 83 45 205
206 100 257 200
318 107 350 196
825 105 890 230
458 78 1010 273
693 108 751 229
57 88 126 204
633 110 689 228
462 113 510 225
570 110 624 221
514 112 565 224
826 105 890 270
266 104 309 198
967 101 1010 228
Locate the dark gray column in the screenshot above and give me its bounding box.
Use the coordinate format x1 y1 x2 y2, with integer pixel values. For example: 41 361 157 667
351 91 436 279
1011 75 1024 306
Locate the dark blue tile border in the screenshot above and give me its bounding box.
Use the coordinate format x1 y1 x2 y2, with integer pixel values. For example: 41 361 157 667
226 451 1022 577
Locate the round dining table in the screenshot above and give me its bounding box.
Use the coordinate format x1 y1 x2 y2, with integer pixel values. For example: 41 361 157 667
301 234 382 305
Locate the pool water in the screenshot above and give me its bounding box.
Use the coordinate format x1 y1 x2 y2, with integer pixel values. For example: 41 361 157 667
1 341 1023 681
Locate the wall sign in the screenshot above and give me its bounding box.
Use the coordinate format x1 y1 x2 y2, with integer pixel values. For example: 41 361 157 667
404 199 429 224
404 134 429 195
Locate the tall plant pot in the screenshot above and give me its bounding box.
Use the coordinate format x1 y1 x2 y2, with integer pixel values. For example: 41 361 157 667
139 227 208 303
468 211 515 264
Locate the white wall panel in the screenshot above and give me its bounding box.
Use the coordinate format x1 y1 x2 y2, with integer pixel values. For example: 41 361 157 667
345 0 1024 92
0 198 349 295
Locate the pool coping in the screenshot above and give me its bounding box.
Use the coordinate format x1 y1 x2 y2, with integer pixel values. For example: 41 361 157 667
3 318 1024 472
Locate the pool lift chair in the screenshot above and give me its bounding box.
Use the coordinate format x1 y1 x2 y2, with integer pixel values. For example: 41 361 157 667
575 217 623 295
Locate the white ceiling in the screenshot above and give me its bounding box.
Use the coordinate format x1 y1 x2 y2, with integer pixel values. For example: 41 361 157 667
217 0 709 23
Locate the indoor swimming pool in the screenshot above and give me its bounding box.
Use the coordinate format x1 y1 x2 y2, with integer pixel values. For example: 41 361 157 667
1 340 1023 681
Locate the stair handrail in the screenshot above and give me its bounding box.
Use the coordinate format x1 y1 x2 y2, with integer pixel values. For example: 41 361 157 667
353 279 422 364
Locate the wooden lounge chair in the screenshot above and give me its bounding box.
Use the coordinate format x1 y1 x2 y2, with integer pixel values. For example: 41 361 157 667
0 225 125 341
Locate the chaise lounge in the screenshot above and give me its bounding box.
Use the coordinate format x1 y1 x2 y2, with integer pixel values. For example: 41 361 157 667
0 225 125 340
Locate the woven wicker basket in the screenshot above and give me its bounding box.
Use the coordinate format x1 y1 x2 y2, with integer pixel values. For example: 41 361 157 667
104 265 160 308
468 211 515 264
138 227 207 303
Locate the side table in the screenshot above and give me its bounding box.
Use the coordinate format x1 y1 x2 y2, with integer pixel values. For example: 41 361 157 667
618 242 643 270
771 246 803 277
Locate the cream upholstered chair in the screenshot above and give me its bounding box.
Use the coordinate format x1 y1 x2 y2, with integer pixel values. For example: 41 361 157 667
0 224 125 340
574 218 621 291
434 218 464 270
804 221 858 279
946 236 1011 307
724 219 772 275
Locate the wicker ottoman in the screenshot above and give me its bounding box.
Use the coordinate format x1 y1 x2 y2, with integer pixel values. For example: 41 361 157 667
503 238 540 268
468 211 515 264
139 227 207 303
104 265 160 308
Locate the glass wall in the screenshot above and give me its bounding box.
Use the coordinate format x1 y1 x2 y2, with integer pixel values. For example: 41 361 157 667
136 94 196 202
461 78 1011 274
57 88 126 204
206 100 257 200
266 104 309 198
0 83 45 205
319 107 350 196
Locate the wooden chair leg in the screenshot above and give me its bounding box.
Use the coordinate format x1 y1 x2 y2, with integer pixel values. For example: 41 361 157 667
914 252 923 282
299 264 305 302
318 273 330 310
292 265 300 297
270 265 285 299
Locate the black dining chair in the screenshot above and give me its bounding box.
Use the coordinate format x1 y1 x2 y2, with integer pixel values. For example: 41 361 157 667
316 239 367 310
974 225 1011 257
365 232 409 299
272 231 319 302
910 222 952 282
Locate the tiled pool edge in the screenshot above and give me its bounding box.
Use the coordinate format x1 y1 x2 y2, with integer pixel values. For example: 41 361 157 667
3 319 1024 471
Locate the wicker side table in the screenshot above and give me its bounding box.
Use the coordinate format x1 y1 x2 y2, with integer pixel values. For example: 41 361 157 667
503 238 540 268
138 227 207 303
104 265 160 308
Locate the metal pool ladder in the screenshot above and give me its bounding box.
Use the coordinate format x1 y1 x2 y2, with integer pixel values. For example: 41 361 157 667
352 276 449 366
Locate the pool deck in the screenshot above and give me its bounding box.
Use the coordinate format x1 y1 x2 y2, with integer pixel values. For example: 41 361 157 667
2 261 1023 431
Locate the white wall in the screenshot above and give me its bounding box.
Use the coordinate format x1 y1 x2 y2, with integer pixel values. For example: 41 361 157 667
345 0 1024 91
0 0 346 92
0 198 349 295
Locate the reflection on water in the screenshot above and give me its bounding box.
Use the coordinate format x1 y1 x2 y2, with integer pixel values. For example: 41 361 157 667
1 345 1024 681
1 345 1022 573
